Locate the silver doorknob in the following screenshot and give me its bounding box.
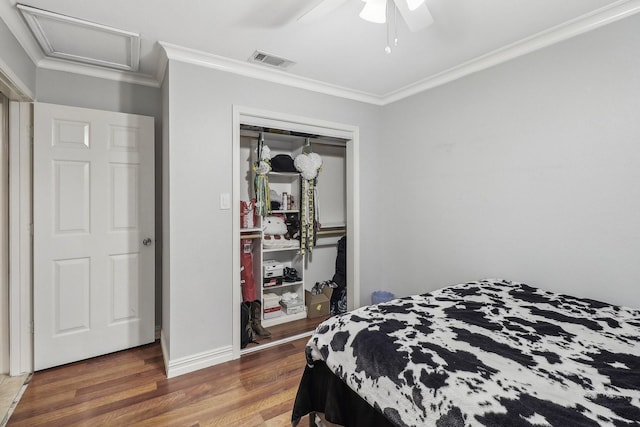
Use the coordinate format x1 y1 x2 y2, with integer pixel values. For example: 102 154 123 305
143 238 153 246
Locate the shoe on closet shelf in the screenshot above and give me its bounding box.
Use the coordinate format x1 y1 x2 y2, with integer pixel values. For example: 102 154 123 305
283 267 301 282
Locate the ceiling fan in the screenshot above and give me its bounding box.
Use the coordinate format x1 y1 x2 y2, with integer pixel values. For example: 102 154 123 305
297 0 433 52
297 0 433 30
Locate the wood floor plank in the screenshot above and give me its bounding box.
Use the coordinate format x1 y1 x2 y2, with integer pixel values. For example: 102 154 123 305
264 410 297 427
26 353 152 394
9 333 314 427
9 383 159 427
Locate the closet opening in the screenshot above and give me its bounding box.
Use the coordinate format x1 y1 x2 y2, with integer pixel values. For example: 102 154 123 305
232 107 359 357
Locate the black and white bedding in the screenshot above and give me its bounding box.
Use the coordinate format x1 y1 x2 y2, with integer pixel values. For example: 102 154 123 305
292 279 640 426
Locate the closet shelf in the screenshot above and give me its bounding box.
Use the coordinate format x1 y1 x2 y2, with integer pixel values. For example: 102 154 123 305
269 171 299 176
263 280 303 290
263 246 301 253
262 311 307 328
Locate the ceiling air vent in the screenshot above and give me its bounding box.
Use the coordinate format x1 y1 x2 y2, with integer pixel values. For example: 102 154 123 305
249 51 295 70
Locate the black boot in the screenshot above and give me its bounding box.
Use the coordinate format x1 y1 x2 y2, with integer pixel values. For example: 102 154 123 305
240 301 257 348
250 300 272 338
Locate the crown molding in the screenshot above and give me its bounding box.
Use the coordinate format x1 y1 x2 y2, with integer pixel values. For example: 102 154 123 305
154 44 169 87
0 56 34 100
383 0 640 104
158 41 385 106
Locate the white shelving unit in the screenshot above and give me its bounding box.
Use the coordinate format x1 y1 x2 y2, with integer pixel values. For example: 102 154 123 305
260 171 307 327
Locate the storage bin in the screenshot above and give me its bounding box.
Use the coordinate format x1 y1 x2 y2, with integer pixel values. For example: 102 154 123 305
305 288 332 318
263 292 281 309
371 290 395 305
263 260 285 278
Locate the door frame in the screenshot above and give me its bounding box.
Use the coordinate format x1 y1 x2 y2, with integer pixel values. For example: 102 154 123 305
8 101 32 375
0 93 7 374
2 58 34 376
231 105 360 358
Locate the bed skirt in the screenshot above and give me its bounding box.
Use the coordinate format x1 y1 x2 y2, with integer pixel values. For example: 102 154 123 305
291 361 393 426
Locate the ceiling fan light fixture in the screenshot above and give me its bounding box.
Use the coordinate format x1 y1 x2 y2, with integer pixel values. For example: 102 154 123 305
405 0 425 11
359 0 387 24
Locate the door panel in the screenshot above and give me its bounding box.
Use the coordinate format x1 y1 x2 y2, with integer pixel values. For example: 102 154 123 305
53 257 90 334
34 103 155 370
54 160 90 233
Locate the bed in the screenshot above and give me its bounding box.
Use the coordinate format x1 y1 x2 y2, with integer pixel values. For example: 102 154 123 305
291 279 640 426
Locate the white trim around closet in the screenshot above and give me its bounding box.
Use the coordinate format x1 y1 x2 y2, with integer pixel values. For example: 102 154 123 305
231 105 360 359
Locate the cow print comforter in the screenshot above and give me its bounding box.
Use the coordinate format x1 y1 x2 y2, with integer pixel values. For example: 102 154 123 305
293 279 640 426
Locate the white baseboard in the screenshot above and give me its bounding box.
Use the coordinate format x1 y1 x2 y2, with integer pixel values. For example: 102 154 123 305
160 330 233 378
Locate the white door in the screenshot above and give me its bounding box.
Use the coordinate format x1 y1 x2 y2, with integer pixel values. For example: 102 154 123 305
33 103 155 370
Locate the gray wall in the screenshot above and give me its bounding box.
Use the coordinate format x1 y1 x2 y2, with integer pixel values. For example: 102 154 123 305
5 7 640 370
36 68 165 327
377 12 640 308
35 69 161 119
163 60 382 359
0 17 36 98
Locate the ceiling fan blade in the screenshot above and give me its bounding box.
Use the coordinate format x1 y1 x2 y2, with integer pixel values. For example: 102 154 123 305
393 0 434 32
296 0 350 23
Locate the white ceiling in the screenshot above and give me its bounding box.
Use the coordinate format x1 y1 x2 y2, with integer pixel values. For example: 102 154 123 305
2 0 639 104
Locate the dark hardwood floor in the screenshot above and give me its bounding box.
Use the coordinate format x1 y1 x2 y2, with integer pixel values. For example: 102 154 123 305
244 315 330 351
7 319 327 426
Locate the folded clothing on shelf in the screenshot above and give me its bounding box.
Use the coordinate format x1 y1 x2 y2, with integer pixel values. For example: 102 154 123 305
280 291 304 314
263 234 299 249
280 291 301 304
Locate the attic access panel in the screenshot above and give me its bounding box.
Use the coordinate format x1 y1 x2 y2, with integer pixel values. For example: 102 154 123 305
17 4 140 72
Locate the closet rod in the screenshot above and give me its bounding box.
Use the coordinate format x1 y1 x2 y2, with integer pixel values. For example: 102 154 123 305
239 233 261 239
241 229 345 240
239 128 347 147
240 131 319 142
316 227 346 236
240 127 320 140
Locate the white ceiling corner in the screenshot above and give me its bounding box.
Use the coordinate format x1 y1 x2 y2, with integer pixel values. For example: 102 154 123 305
17 3 140 72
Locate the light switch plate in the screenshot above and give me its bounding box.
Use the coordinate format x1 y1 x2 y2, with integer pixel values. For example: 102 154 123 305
220 193 230 210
